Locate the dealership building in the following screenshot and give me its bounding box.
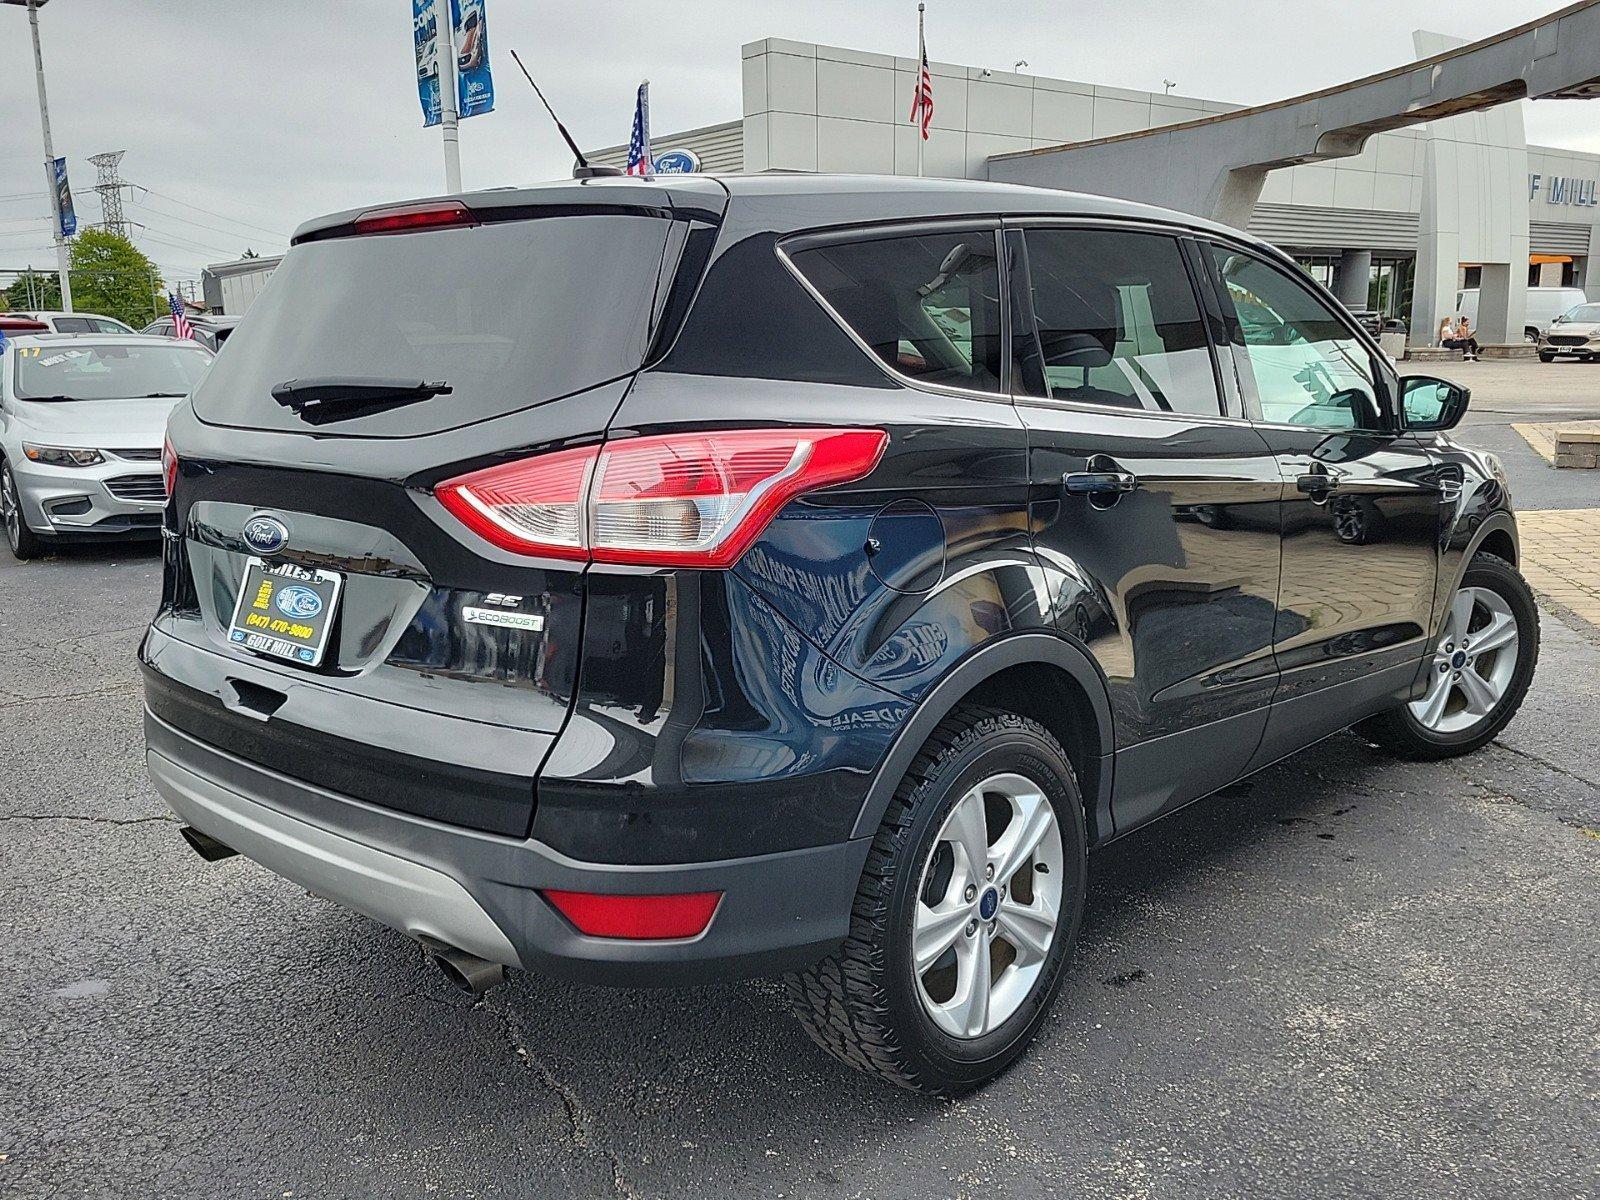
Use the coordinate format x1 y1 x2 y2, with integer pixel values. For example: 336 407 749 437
592 33 1600 340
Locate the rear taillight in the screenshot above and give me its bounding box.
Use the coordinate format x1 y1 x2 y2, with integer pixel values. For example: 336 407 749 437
161 436 177 497
352 200 477 236
542 890 722 940
436 428 886 567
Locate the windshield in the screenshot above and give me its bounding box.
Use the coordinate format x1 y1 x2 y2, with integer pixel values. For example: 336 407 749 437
1561 305 1600 323
191 213 673 437
12 341 213 402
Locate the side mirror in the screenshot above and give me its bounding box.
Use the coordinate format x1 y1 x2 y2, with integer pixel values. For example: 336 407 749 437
1401 375 1470 432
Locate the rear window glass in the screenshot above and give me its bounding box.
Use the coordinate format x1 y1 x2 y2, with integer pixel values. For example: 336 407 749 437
12 341 213 402
192 215 672 437
789 230 1003 393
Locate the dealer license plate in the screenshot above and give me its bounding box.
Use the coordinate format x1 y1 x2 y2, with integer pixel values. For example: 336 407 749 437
226 557 344 667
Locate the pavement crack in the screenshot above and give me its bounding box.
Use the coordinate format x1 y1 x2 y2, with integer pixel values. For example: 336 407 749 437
1488 738 1600 791
0 813 175 828
480 994 641 1200
0 683 141 709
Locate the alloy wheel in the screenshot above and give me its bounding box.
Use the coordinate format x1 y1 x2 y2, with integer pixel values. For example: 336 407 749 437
912 772 1064 1039
1409 586 1520 734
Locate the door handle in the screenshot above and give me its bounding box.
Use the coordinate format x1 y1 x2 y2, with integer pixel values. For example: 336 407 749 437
1062 470 1138 497
1295 469 1340 496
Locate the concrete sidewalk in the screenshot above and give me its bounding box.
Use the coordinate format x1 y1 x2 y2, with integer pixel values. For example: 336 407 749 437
1517 508 1600 633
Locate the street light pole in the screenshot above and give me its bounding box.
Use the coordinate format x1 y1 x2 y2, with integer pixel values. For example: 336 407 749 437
434 0 462 193
6 0 73 312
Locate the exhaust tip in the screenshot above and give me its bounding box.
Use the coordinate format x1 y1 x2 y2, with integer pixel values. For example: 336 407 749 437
422 938 505 995
179 825 238 862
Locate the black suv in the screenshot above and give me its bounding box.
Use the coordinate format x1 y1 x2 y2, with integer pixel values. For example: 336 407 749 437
143 175 1537 1094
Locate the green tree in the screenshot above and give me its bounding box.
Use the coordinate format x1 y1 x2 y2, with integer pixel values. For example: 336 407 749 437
4 269 60 312
3 230 165 328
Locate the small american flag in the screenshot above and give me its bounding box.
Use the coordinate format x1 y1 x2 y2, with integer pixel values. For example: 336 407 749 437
168 292 194 340
625 81 651 176
909 8 934 140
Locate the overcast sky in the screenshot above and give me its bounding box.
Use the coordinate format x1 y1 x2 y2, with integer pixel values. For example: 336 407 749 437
3 0 1597 286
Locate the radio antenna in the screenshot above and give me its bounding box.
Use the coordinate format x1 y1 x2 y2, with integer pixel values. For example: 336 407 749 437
509 49 615 177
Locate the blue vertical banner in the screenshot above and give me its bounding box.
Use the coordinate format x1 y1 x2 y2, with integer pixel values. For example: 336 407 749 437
52 158 77 238
413 0 442 127
451 0 494 119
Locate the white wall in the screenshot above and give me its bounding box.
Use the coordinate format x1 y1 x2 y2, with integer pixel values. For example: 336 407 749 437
740 39 1235 179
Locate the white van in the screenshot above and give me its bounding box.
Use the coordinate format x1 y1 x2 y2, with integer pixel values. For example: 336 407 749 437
1455 286 1589 342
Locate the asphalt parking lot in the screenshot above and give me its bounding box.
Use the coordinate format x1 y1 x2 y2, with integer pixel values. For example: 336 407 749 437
4 362 1598 1199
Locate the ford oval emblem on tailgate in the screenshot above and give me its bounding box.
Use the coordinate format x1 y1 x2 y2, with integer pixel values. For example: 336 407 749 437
243 514 290 555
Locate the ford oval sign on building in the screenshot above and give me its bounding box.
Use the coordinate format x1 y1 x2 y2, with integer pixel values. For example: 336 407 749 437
652 148 701 174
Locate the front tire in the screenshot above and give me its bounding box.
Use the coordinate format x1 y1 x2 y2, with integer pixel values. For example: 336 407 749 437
1358 553 1538 759
786 705 1087 1094
2 460 46 561
1539 351 1557 363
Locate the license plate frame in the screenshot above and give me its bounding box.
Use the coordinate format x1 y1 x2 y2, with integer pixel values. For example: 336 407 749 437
225 557 345 667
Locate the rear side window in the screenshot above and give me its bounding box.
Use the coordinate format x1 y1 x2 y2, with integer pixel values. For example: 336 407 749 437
789 230 1004 394
192 215 673 437
1014 228 1220 416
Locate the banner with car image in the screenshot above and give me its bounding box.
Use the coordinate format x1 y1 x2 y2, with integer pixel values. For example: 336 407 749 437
413 0 442 126
451 0 494 119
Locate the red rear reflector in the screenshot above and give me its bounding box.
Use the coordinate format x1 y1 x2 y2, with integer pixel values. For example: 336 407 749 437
542 890 722 940
436 428 887 567
352 201 477 236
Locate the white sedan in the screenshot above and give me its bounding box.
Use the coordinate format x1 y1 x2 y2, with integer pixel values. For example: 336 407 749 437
1 334 212 559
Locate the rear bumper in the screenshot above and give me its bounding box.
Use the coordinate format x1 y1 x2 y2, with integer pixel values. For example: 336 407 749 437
146 712 870 985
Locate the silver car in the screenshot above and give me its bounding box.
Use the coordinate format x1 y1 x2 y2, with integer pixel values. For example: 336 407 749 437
1 334 212 559
4 310 138 335
1538 303 1600 362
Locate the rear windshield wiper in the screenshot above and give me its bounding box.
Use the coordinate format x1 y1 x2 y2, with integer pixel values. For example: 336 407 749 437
270 377 452 425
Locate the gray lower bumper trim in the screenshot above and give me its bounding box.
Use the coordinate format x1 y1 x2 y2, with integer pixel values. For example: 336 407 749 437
150 748 523 967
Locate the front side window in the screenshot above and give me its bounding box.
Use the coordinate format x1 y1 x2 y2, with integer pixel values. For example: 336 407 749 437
1013 228 1220 416
1208 244 1383 431
788 229 1004 393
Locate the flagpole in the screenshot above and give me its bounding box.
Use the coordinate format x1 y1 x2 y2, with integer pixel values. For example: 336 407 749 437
916 4 925 179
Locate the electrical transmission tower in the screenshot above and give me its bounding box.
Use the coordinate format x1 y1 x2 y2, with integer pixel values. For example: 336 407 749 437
88 150 130 238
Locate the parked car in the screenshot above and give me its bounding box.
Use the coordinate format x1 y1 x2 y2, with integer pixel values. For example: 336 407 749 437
0 315 49 335
141 313 241 352
1537 302 1600 362
143 176 1538 1094
1 334 213 558
5 309 137 335
1456 285 1588 343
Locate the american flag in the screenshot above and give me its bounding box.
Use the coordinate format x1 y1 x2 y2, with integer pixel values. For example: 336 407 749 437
168 292 194 340
625 81 651 175
909 8 934 140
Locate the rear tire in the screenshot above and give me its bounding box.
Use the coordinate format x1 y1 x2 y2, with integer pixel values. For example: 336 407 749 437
2 460 46 561
786 705 1087 1095
1358 553 1538 760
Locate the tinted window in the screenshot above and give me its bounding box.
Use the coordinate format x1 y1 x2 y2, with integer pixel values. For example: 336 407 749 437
145 320 171 336
12 341 212 402
192 214 673 437
1014 229 1220 416
790 230 1003 393
52 317 95 333
1209 244 1381 431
